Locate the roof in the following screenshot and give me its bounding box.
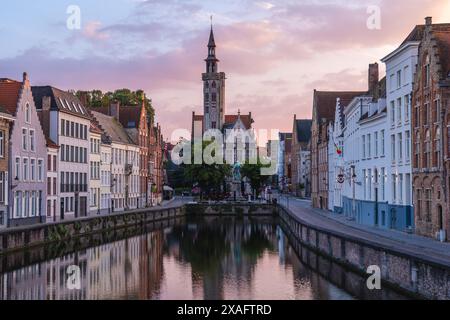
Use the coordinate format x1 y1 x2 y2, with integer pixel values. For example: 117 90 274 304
400 25 425 47
93 105 144 129
295 119 312 143
90 121 103 135
434 28 450 79
0 78 22 115
31 86 90 119
90 110 135 145
314 91 365 122
208 26 216 48
46 137 59 149
224 114 253 129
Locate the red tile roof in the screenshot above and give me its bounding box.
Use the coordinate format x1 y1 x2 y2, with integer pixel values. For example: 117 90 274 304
0 78 22 115
224 114 253 129
314 91 365 122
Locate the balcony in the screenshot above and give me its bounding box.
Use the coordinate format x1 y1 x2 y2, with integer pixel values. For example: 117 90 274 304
60 184 88 193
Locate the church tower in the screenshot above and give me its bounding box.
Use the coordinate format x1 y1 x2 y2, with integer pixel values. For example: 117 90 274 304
202 23 226 131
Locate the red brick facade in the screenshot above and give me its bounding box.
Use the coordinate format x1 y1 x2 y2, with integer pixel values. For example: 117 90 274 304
412 18 450 240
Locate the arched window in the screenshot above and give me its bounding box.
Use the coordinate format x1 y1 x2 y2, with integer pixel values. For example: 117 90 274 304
212 81 216 89
25 103 30 123
424 129 431 167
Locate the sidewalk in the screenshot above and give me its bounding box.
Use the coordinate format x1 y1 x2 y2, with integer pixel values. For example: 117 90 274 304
276 194 450 267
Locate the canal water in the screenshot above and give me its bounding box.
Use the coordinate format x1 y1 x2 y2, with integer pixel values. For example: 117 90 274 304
0 217 410 300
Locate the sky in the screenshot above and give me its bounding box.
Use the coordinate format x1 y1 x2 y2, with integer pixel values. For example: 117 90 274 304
1 0 450 143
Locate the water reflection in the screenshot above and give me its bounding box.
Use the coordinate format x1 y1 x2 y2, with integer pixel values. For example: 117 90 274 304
0 217 407 300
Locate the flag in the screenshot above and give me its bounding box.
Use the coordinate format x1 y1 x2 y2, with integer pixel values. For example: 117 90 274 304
334 142 343 155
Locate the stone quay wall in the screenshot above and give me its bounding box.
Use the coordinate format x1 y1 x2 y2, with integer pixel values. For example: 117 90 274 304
277 204 450 300
0 206 184 255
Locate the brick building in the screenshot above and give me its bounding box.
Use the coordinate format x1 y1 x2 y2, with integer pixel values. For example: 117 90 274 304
291 116 312 197
412 17 450 241
311 90 364 209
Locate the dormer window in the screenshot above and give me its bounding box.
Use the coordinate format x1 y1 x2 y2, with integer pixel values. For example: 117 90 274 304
25 103 30 123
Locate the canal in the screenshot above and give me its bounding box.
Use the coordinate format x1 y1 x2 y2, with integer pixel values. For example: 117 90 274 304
0 216 410 300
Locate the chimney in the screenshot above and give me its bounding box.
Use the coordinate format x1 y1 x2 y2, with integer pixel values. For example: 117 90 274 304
42 96 51 111
78 91 88 108
368 63 379 96
110 100 120 121
425 16 432 26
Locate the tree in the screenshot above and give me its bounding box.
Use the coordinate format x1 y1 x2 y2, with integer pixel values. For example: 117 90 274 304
184 141 232 200
241 159 271 198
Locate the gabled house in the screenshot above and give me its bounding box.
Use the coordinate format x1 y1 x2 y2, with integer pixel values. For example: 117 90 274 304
0 73 47 227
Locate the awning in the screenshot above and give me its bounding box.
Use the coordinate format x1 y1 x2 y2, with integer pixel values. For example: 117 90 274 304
163 186 174 191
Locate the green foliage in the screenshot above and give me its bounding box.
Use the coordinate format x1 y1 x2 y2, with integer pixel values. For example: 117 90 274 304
241 159 271 193
184 141 232 198
75 89 155 120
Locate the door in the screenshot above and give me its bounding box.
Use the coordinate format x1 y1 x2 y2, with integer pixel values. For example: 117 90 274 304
390 208 397 229
79 197 87 217
60 199 65 220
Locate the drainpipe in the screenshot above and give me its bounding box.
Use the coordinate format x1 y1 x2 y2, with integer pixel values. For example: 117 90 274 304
440 95 447 242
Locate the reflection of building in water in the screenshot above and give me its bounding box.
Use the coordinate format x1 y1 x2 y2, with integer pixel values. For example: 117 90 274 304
47 251 88 300
0 264 47 300
0 231 165 300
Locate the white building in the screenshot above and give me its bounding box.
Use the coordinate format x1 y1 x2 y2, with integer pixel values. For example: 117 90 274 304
33 86 91 220
89 123 102 215
381 32 419 231
100 139 112 215
277 133 292 190
91 111 139 212
45 139 59 222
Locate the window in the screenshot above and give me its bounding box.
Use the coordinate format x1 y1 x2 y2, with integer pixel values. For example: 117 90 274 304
392 174 397 203
424 129 431 167
381 130 385 156
405 131 411 162
398 174 403 204
434 99 441 123
47 177 51 195
53 155 56 172
23 191 29 218
23 158 29 181
362 135 366 159
22 128 28 150
367 134 371 158
29 130 35 152
368 169 372 200
435 126 441 167
14 191 21 218
391 135 396 162
424 54 431 88
415 131 420 168
15 157 20 180
397 70 402 88
425 189 432 222
404 65 409 84
398 133 403 161
30 159 36 181
363 169 367 200
424 102 430 125
397 98 402 123
0 131 4 158
416 189 422 220
380 167 385 201
375 132 378 157
25 103 31 123
37 159 43 181
404 94 410 121
0 172 4 204
212 122 217 129
61 119 65 136
211 93 217 102
390 101 395 125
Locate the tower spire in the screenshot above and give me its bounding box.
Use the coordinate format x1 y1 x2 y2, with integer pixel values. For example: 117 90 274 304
208 16 216 49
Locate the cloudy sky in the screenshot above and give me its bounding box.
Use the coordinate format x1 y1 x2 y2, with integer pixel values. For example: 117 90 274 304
1 0 449 142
